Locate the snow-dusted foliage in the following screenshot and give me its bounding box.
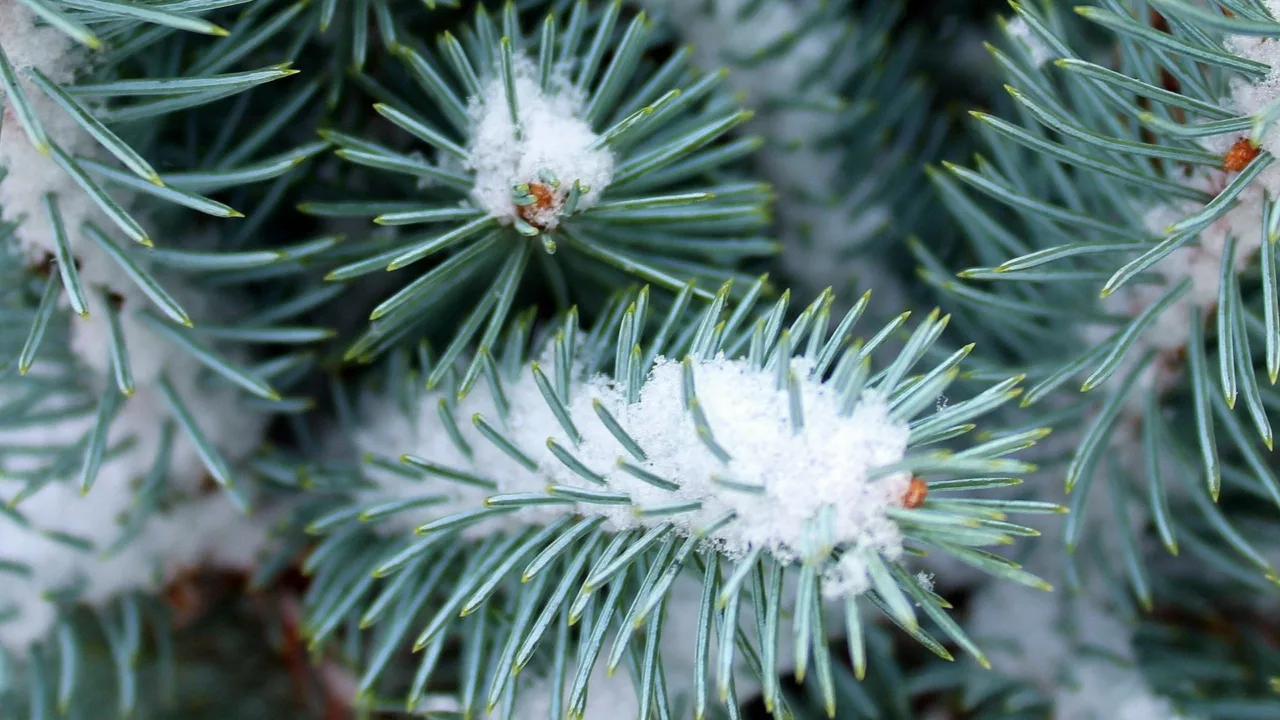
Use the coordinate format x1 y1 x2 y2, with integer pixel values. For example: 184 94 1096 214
353 354 911 599
4 0 1279 717
0 363 270 649
467 59 613 230
0 3 272 648
0 0 110 263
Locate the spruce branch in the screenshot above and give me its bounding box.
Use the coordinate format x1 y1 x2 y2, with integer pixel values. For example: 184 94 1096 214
287 281 1051 716
301 0 774 369
929 0 1280 591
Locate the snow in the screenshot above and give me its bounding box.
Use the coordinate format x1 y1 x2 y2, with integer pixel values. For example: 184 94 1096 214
1 0 269 538
1059 665 1198 720
0 10 270 644
354 355 911 599
1087 8 1280 402
1024 19 1280 714
71 288 167 382
0 0 111 266
0 0 82 85
0 369 271 650
638 0 847 111
0 0 193 340
1004 16 1054 69
466 58 613 229
0 0 277 654
914 571 935 593
0 272 268 650
1225 1 1280 194
1081 173 1260 405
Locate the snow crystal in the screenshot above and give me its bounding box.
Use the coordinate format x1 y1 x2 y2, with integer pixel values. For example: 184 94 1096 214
466 58 613 229
354 355 911 599
915 571 935 593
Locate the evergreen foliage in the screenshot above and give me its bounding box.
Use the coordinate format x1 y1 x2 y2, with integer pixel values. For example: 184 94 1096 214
0 1 1278 719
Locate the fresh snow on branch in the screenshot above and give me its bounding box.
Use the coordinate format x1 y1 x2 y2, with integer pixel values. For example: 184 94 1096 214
0 371 270 650
0 259 271 652
1084 10 1280 402
467 58 613 230
353 355 911 599
0 0 108 267
1224 1 1280 182
0 285 270 650
0 1 203 370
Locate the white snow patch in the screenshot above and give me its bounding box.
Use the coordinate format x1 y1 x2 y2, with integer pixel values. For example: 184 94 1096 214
0 0 185 329
0 2 274 654
1059 665 1199 720
970 581 1199 720
0 0 84 86
0 375 270 650
0 0 114 266
354 355 911 599
1005 16 1055 68
64 264 266 484
466 58 613 229
0 253 269 652
1079 13 1280 442
967 576 1198 717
